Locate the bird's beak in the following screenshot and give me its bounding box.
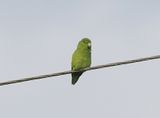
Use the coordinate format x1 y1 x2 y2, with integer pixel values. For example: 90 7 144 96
88 43 91 48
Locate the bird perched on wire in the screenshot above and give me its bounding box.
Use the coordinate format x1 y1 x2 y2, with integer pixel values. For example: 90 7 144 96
71 38 91 85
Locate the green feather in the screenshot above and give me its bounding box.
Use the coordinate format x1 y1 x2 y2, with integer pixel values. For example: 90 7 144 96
71 38 91 85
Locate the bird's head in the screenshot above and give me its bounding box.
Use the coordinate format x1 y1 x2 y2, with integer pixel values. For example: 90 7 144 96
78 38 91 50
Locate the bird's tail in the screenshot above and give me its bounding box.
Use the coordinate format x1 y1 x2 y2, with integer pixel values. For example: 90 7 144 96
72 72 83 85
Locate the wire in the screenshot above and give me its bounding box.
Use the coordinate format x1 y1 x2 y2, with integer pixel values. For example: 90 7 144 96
0 55 160 86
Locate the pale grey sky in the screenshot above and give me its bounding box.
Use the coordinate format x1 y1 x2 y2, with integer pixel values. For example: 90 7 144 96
0 0 160 118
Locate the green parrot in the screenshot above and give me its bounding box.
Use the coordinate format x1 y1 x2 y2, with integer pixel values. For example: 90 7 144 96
71 38 91 85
